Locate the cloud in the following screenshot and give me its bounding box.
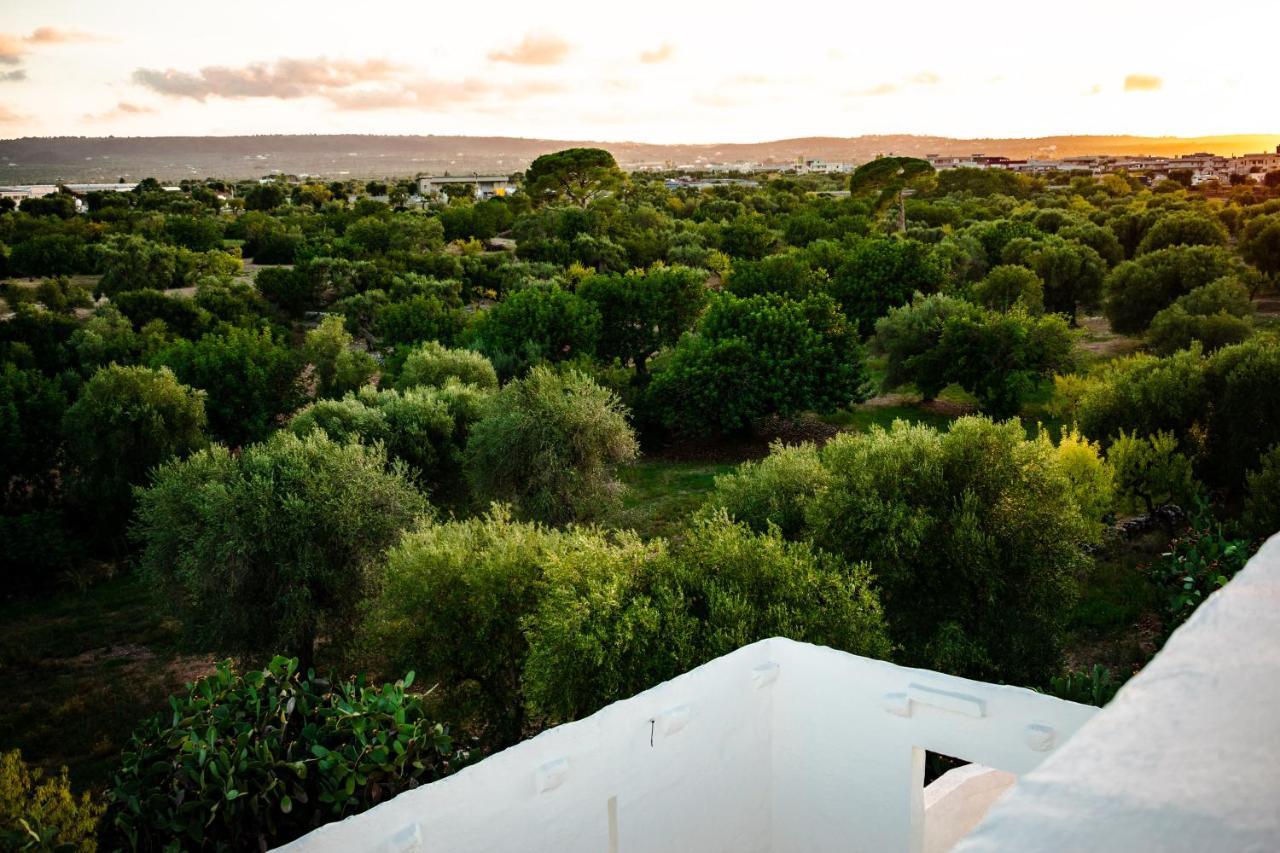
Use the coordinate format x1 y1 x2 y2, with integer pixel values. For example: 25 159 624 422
850 72 939 97
133 57 405 101
1124 74 1162 92
85 101 156 120
487 33 571 65
0 69 25 82
0 26 104 64
0 35 25 65
0 104 26 123
25 27 104 44
639 43 674 64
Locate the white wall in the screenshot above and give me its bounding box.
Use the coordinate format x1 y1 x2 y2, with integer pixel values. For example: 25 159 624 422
954 532 1280 853
278 639 1095 853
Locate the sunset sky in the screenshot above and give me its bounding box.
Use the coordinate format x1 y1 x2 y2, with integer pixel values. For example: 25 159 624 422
1 0 1277 143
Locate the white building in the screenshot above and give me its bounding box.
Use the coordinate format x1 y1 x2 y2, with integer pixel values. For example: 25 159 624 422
281 532 1280 853
1229 145 1280 176
417 174 515 200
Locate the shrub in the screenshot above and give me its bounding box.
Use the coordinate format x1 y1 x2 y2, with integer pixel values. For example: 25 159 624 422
0 510 83 596
1149 511 1252 635
1053 427 1115 538
719 417 1098 683
290 383 486 496
108 657 456 852
1074 349 1209 448
0 363 72 513
1243 445 1280 539
301 315 377 398
1103 245 1239 334
873 296 1074 418
1146 277 1254 355
1203 338 1280 490
370 510 890 740
647 292 868 435
521 512 891 722
465 366 637 524
1136 211 1229 255
397 341 498 391
972 264 1044 312
704 442 830 538
578 265 709 377
133 430 427 670
153 326 302 446
469 284 600 377
1046 665 1123 707
368 509 562 742
62 365 208 538
1107 430 1200 514
1 749 102 853
828 238 943 335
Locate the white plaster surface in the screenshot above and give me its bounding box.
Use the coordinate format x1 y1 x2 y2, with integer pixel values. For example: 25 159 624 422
278 639 1094 853
921 765 1016 853
955 532 1280 853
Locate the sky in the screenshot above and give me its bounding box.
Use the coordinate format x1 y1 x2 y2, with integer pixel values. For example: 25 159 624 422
0 0 1277 144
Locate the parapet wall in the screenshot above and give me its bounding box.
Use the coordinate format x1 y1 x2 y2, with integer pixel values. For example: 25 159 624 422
280 638 1094 852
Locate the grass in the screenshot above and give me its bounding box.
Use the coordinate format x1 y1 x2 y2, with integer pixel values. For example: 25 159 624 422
1064 529 1168 677
605 459 739 540
0 574 215 791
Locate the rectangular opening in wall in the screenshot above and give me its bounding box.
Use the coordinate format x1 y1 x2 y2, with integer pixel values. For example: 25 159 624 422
915 749 1018 853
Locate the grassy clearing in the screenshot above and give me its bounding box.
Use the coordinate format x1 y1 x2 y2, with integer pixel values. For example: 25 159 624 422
0 574 215 791
1064 529 1168 677
606 459 738 540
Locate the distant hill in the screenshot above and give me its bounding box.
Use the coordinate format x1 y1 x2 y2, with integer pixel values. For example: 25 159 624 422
1 133 1277 183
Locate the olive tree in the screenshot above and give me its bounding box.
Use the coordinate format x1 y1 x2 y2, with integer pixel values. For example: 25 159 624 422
465 366 638 524
62 365 207 535
133 430 426 671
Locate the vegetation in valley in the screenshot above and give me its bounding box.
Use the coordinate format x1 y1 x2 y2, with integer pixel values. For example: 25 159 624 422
3 151 1280 848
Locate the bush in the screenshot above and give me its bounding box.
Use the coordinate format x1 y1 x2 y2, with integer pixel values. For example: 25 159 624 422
397 341 498 391
290 383 487 497
704 442 830 539
1107 430 1200 514
470 284 600 378
62 364 208 538
1074 348 1209 448
578 266 708 377
108 657 456 852
153 326 302 446
1202 338 1280 489
0 510 83 597
716 417 1098 683
1136 211 1229 255
133 430 427 670
1243 445 1280 539
1149 511 1252 636
370 509 890 741
1103 245 1239 334
1046 665 1123 707
301 315 377 398
1053 427 1115 538
873 296 1073 418
0 363 72 513
1 749 102 852
522 511 891 722
647 292 868 435
828 238 943 335
1146 277 1254 355
971 264 1044 312
466 366 636 523
369 509 565 741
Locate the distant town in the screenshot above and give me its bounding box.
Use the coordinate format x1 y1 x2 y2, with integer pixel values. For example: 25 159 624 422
3 142 1277 207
